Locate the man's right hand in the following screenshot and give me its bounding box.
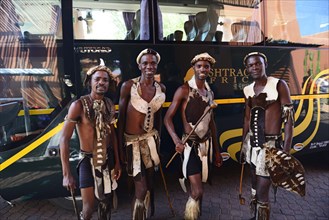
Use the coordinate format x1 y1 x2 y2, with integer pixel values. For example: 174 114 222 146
63 175 76 191
175 142 185 154
239 147 246 164
240 137 248 164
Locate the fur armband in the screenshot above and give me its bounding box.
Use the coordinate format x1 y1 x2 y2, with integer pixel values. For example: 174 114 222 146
282 104 294 125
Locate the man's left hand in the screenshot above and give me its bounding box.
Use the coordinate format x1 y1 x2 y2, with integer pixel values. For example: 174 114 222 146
114 163 122 180
215 152 223 168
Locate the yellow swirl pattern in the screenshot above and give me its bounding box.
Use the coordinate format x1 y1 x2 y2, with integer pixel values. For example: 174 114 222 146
221 69 329 161
291 71 329 153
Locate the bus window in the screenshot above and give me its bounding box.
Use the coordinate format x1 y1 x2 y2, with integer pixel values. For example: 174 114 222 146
158 1 263 43
72 0 151 40
265 0 328 46
4 0 62 37
0 0 64 149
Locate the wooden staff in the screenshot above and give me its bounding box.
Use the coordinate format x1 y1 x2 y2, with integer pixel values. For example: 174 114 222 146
70 189 80 220
239 163 246 205
165 102 218 168
159 162 175 216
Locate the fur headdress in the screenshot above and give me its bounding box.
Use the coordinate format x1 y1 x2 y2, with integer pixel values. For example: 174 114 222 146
136 48 161 64
83 59 114 87
191 52 216 66
243 52 268 66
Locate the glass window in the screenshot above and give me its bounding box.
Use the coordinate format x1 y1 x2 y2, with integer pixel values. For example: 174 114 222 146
265 0 329 46
158 0 263 43
1 0 63 38
0 0 63 107
0 0 64 148
73 0 150 40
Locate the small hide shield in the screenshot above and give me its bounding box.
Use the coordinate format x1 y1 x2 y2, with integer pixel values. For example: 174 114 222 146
264 143 305 197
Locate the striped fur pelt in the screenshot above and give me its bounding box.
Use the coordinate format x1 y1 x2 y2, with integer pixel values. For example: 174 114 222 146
264 143 306 197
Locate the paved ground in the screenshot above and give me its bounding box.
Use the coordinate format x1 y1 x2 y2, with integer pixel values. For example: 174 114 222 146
1 152 328 220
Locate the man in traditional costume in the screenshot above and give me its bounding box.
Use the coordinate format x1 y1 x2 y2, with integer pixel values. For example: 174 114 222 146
240 52 305 220
164 52 223 220
60 63 122 220
117 48 166 219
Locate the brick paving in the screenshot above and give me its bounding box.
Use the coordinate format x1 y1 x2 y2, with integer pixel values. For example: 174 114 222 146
1 152 328 220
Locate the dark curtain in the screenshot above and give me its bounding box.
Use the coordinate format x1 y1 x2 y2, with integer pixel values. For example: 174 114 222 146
123 12 135 33
157 3 163 40
140 0 149 40
140 0 163 40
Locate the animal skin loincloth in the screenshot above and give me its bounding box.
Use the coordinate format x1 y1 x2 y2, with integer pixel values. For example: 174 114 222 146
124 129 160 177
